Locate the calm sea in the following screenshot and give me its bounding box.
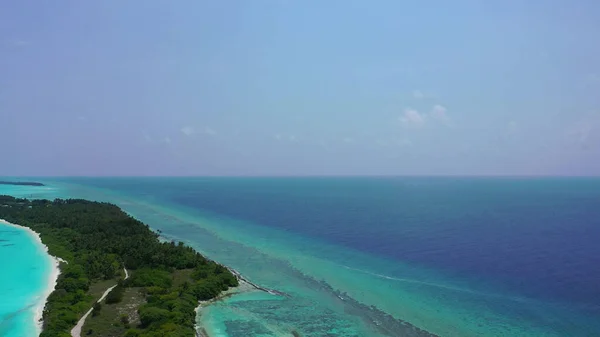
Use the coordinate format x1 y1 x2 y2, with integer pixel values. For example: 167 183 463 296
2 177 600 336
0 185 54 337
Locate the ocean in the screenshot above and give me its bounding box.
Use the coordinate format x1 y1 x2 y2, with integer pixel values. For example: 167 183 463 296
0 205 54 336
2 177 600 336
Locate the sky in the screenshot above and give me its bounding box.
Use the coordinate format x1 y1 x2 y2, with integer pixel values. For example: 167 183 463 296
1 1 600 176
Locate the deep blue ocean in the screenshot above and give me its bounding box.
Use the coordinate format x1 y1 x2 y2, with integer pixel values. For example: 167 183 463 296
2 177 600 336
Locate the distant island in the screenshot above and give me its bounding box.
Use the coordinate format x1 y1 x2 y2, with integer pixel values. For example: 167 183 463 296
0 195 238 337
0 181 45 186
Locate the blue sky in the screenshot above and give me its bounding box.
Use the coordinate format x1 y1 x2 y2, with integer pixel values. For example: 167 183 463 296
1 1 599 176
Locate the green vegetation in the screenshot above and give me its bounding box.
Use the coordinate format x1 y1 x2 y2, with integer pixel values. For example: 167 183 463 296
92 303 102 317
105 282 125 304
83 287 145 337
0 195 238 337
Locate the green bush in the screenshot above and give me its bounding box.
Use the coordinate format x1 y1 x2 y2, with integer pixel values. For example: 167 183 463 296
127 269 172 288
139 306 171 328
91 302 101 317
105 284 124 304
124 329 141 337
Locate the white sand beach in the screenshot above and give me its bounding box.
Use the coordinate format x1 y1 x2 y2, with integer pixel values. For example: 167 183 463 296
0 219 62 336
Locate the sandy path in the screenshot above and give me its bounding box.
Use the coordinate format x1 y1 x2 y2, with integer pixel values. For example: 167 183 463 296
71 267 129 337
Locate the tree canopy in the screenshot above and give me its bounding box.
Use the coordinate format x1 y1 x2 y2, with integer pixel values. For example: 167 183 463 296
0 196 237 337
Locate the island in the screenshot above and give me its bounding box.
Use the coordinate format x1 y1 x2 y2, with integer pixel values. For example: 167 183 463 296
0 181 45 186
0 195 238 337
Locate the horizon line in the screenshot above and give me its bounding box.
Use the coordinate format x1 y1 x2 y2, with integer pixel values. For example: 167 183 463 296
2 174 600 179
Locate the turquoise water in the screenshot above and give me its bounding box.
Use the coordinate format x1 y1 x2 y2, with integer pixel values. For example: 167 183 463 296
0 221 54 337
2 178 600 336
0 184 59 337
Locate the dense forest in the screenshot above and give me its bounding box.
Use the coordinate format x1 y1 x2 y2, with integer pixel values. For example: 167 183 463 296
0 195 238 337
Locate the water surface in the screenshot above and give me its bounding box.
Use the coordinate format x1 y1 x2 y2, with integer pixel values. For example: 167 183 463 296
0 220 54 337
3 177 600 336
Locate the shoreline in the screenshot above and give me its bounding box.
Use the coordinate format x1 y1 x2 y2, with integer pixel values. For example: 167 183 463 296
158 234 287 336
193 271 283 337
0 219 62 336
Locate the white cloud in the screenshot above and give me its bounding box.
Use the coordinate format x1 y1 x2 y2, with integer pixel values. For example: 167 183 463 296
586 73 600 84
399 108 425 127
566 112 600 149
181 126 195 136
164 137 172 144
317 140 335 152
412 90 425 99
375 138 388 147
7 39 30 47
398 105 451 129
431 104 450 125
394 138 413 147
431 104 447 118
577 126 591 143
568 123 593 150
273 133 298 142
507 121 518 134
143 133 152 142
343 137 354 143
203 127 217 136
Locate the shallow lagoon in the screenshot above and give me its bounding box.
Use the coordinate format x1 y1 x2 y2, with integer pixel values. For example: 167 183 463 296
0 221 53 337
